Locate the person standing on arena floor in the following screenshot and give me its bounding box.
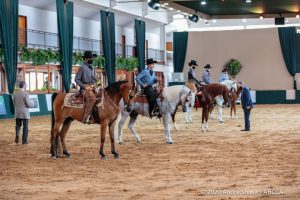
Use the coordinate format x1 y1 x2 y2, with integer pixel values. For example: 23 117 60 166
202 64 213 84
13 81 34 144
219 68 229 83
238 81 254 131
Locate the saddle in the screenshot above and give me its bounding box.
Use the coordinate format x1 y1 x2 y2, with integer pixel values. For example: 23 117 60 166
134 86 164 103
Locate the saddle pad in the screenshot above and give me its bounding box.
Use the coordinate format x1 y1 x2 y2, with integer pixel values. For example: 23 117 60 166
63 93 84 109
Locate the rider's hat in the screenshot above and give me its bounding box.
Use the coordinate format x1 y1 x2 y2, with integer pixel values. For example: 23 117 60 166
188 60 198 66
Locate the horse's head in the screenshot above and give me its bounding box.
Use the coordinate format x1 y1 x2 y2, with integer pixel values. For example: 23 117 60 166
223 89 232 108
120 82 135 112
180 86 194 113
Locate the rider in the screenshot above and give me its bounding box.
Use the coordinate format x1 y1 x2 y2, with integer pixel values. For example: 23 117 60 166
202 64 213 84
219 68 229 83
135 58 159 118
75 51 96 124
187 60 202 90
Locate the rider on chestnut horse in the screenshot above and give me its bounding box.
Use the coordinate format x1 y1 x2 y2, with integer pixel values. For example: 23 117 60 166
75 51 97 124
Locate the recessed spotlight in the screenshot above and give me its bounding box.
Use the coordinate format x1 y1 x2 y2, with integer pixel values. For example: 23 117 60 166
163 2 169 6
177 10 180 13
201 1 206 5
296 14 300 19
169 7 174 10
242 18 247 22
246 0 251 3
212 19 217 23
259 15 263 20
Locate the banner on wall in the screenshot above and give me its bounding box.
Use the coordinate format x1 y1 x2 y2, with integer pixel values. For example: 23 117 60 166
29 95 40 112
45 94 53 111
0 96 7 115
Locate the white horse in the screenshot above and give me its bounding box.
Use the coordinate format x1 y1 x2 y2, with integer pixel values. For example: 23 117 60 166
117 85 193 144
213 80 237 122
184 90 196 123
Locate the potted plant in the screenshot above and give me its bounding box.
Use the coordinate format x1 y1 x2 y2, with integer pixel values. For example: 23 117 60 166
225 58 242 79
93 55 105 69
72 51 84 66
116 56 127 81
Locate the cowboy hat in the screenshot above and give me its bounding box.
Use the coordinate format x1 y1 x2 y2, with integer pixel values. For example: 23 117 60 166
146 58 157 65
204 64 212 69
83 51 97 59
188 60 198 66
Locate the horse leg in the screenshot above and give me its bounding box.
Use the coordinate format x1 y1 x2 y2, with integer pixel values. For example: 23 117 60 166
99 121 108 160
232 102 238 119
59 118 73 158
201 107 206 132
127 116 142 143
109 120 119 159
171 112 178 131
188 107 193 123
117 111 129 144
205 106 210 130
51 121 63 159
185 107 189 123
163 113 173 144
230 104 233 118
217 106 223 123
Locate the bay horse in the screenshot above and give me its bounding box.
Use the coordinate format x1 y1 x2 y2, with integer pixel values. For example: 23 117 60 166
117 85 193 144
196 83 231 132
51 81 133 160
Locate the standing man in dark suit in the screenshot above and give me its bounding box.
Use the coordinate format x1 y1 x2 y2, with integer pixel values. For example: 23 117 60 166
13 81 34 144
238 81 254 131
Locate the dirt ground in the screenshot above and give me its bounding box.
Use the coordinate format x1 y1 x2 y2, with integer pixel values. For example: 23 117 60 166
0 104 299 200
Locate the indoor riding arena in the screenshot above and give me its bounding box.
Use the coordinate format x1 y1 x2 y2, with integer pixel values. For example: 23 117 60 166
0 0 300 199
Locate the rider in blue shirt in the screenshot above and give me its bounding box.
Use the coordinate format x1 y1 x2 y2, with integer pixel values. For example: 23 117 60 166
202 64 212 84
219 68 229 83
135 58 159 117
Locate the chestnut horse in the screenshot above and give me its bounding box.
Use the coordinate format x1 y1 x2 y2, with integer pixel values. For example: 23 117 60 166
51 81 133 160
196 83 231 132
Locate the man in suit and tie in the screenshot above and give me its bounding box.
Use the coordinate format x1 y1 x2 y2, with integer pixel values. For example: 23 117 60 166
135 58 159 118
13 81 34 144
238 81 254 131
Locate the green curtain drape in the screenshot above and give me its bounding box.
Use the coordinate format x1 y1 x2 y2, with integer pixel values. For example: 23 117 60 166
278 27 297 89
56 0 73 92
0 0 19 94
100 10 116 85
135 19 145 72
173 32 188 73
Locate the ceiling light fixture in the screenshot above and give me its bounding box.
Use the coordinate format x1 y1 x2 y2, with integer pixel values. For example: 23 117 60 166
163 2 169 6
296 14 300 19
201 1 207 5
212 19 217 23
242 18 247 22
260 15 263 20
246 0 251 3
148 0 160 10
188 14 199 23
169 7 174 10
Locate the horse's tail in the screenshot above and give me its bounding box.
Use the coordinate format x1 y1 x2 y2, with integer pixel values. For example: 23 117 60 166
51 92 59 131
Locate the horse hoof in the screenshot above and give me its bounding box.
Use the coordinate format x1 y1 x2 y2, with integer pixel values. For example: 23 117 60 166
166 141 173 144
51 156 57 160
100 156 107 160
137 140 142 144
118 141 124 145
114 154 120 159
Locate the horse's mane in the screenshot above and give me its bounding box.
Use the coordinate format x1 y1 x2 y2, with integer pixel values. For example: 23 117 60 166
105 81 128 95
